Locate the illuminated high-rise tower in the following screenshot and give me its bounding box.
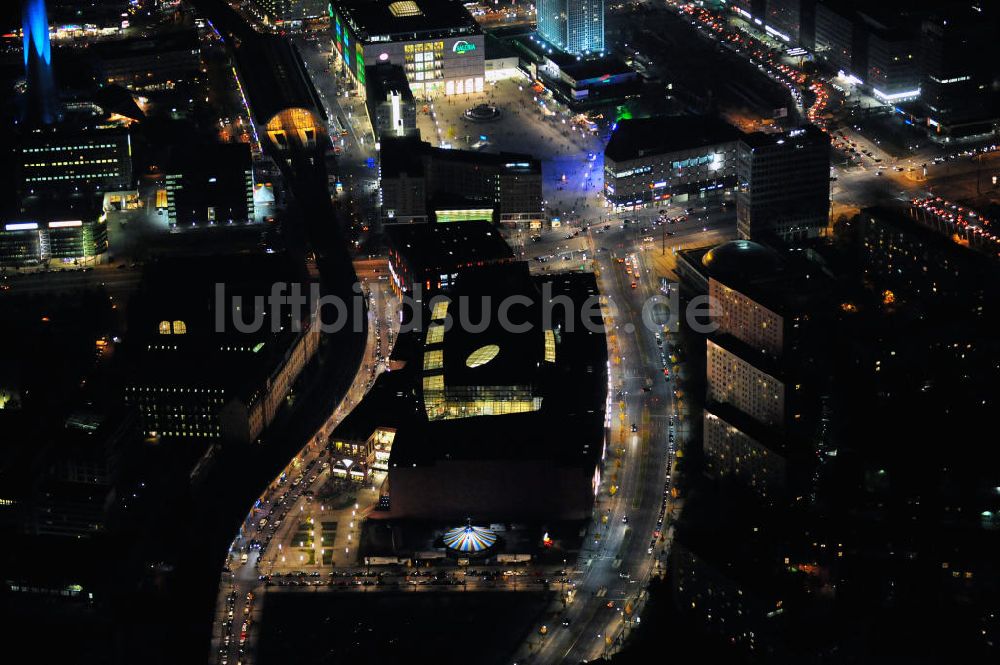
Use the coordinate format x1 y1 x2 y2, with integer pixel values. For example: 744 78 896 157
537 0 604 56
21 0 60 125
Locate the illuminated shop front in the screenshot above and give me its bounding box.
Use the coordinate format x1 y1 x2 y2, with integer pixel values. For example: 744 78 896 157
603 115 741 210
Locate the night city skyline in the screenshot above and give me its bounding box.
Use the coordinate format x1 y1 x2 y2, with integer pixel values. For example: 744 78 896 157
0 1 998 664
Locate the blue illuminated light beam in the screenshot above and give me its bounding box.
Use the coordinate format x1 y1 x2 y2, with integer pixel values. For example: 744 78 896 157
23 0 52 67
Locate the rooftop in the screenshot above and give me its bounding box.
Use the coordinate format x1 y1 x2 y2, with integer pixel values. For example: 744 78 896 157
331 266 607 467
484 33 519 60
124 253 311 399
604 115 743 162
435 263 543 389
365 62 415 103
332 0 480 42
165 140 251 173
557 57 635 84
702 240 783 283
379 135 541 178
385 220 515 278
702 239 833 316
740 124 829 151
233 34 325 126
91 28 199 59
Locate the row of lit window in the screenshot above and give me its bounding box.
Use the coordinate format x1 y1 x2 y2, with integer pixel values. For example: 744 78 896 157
147 420 217 427
128 386 225 393
25 172 122 181
158 320 187 335
412 52 436 63
405 62 441 73
142 406 221 414
22 144 120 152
410 71 440 82
149 431 222 438
136 404 220 412
403 41 444 54
24 159 120 167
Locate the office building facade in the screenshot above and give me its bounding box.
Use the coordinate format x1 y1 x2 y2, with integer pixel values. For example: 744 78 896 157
814 1 854 75
921 11 996 125
730 0 766 24
866 28 919 102
537 0 604 55
765 0 801 44
17 129 133 199
736 126 830 240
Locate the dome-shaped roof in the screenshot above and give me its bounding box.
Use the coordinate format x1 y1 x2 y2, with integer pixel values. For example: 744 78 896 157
701 240 782 282
442 525 497 553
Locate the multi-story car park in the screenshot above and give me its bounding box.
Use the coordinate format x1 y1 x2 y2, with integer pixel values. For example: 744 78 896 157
603 115 742 211
0 214 108 268
329 0 485 98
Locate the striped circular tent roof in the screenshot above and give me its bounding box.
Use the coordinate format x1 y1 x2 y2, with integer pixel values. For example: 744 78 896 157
442 525 497 553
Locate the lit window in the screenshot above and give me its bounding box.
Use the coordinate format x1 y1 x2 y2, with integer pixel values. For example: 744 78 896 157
172 320 187 335
431 300 449 321
544 330 556 362
422 375 443 392
426 324 445 345
158 321 172 335
466 344 500 368
423 350 443 370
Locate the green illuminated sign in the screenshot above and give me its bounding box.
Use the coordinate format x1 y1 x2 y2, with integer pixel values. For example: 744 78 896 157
452 40 477 54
